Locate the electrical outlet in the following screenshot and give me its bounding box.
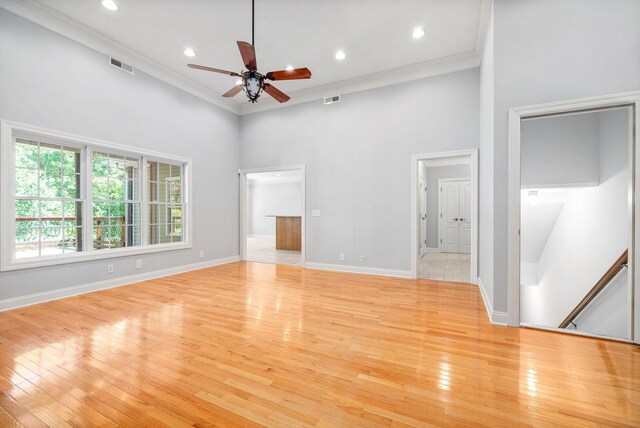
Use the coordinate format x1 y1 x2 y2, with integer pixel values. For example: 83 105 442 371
360 255 366 262
107 264 114 274
136 260 142 269
339 253 345 261
199 250 204 258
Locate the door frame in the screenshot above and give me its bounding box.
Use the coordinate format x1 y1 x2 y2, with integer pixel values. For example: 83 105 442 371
437 177 471 253
418 174 428 256
238 164 306 266
507 90 640 345
411 149 478 281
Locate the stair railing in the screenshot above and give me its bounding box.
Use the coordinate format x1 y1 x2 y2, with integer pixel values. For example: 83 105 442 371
558 250 628 329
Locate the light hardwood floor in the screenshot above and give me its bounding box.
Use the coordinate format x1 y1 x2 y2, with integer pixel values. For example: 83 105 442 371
0 261 638 427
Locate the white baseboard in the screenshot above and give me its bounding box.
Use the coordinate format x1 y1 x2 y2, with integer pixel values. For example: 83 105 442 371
0 255 240 312
305 262 412 279
477 276 508 326
491 311 509 325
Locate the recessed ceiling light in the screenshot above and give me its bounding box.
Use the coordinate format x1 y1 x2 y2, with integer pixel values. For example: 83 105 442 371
183 48 196 57
335 50 346 60
285 65 294 71
412 27 425 39
235 79 243 86
101 0 119 11
276 173 281 177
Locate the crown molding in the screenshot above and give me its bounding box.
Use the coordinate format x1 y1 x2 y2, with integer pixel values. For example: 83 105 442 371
239 50 481 115
475 0 492 60
0 0 240 115
1 0 492 117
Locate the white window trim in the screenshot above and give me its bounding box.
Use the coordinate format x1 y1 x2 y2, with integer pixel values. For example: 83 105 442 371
1 119 193 272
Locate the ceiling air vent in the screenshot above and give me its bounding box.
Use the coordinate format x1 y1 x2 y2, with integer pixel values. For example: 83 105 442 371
109 56 135 75
323 95 340 105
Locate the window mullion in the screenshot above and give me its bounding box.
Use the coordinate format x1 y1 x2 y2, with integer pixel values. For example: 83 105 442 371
84 146 93 252
141 156 148 246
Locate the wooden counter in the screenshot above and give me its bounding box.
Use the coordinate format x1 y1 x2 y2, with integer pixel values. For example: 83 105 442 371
269 216 301 251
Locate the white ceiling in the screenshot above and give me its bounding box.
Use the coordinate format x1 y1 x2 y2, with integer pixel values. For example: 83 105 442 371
1 0 489 114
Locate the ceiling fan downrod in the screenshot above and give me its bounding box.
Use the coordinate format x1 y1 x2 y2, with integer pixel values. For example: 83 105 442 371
252 0 255 47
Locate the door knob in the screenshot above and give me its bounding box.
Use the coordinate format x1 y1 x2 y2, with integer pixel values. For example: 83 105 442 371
454 218 459 221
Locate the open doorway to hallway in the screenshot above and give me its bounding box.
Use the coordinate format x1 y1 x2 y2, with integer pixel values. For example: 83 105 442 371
242 168 304 266
412 150 477 283
417 158 471 282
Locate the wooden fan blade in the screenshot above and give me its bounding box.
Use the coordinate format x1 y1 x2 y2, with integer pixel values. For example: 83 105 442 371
263 83 290 103
266 68 312 81
222 85 243 98
237 41 257 70
187 64 240 77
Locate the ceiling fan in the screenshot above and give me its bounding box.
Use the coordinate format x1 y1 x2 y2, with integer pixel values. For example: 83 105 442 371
187 0 312 103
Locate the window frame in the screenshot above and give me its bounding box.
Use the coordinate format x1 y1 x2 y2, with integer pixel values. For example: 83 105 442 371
1 119 193 272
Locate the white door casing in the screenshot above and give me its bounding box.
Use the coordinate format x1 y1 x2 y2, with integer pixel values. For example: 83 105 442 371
419 176 427 253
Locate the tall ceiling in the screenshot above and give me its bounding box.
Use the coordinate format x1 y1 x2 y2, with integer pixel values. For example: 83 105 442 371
2 0 489 114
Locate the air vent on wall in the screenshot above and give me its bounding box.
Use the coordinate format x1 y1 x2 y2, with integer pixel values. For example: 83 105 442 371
323 95 340 105
109 56 135 75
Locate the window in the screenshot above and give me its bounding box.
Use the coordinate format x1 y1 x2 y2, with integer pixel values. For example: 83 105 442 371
147 161 183 244
92 152 141 250
165 176 182 237
14 139 83 259
1 120 191 271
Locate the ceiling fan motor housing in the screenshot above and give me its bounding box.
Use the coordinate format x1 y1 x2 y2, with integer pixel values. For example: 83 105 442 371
244 71 264 102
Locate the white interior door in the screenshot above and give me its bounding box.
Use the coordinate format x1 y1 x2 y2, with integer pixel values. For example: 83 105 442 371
440 181 459 253
459 180 471 254
419 176 427 253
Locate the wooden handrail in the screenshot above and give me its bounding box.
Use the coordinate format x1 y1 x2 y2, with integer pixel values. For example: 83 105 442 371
558 250 628 329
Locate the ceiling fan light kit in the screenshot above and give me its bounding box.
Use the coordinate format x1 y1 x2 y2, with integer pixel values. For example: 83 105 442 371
186 0 311 103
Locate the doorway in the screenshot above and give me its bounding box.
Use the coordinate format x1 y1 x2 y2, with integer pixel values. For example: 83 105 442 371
507 91 640 345
411 150 478 283
239 166 305 266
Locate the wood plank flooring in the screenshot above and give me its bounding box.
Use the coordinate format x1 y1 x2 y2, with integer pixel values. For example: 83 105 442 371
0 261 638 427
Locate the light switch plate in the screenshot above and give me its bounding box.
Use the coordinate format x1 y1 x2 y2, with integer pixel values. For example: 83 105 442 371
312 209 320 217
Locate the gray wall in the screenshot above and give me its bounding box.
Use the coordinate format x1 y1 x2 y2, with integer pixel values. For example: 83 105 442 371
521 113 600 188
425 164 471 248
0 10 240 300
490 0 640 312
240 68 479 271
248 182 303 236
